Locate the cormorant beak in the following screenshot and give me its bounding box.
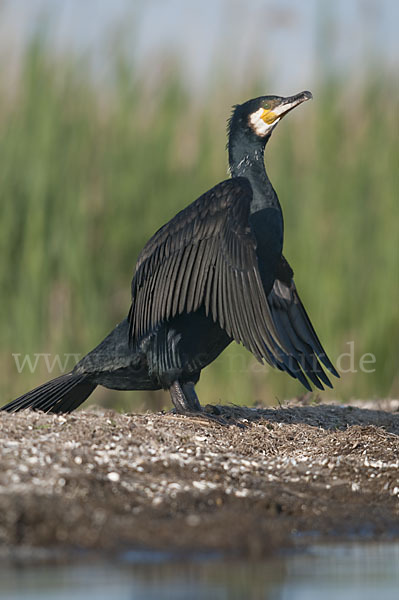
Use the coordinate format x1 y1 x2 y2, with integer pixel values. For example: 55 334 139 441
261 91 312 125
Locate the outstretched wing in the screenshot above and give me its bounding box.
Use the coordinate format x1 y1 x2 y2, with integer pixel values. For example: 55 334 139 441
267 255 339 390
129 177 284 365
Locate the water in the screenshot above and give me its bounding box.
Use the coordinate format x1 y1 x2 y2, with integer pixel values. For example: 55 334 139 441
1 543 398 600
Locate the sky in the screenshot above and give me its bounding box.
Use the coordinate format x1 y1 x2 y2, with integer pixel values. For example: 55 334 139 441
0 0 397 94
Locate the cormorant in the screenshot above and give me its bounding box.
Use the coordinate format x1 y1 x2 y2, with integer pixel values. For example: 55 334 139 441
1 91 338 415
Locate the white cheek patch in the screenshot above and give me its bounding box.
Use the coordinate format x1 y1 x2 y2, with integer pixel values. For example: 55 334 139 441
249 108 280 137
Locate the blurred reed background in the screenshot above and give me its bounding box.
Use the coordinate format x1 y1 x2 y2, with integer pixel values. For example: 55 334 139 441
0 1 398 410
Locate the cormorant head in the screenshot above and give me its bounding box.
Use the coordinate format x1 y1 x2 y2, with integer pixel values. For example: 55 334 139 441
230 90 312 142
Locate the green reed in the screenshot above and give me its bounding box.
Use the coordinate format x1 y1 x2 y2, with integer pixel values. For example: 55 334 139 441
0 38 397 408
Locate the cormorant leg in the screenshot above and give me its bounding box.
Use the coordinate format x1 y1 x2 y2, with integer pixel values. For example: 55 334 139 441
169 381 197 414
169 380 229 426
181 382 202 412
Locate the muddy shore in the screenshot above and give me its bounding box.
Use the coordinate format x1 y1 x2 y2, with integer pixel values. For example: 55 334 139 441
0 399 398 560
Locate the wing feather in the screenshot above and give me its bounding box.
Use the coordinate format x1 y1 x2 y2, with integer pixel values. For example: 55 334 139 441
128 178 338 390
129 178 283 363
267 255 339 388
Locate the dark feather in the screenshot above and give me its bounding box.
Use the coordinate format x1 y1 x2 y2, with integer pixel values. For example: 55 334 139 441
267 255 339 388
129 177 289 368
128 178 337 390
1 373 96 413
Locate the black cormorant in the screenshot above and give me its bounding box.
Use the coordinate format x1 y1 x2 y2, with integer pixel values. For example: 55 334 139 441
1 91 338 415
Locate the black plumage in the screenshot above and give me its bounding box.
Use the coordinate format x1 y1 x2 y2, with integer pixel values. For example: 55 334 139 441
1 90 338 415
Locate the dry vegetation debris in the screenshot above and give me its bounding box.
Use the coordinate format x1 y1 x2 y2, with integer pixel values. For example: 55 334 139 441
0 400 398 558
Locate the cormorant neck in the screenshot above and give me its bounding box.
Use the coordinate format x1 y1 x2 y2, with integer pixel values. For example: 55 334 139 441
228 132 280 212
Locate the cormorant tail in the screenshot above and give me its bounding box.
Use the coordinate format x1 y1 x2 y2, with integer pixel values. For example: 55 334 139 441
1 373 96 413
